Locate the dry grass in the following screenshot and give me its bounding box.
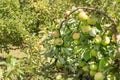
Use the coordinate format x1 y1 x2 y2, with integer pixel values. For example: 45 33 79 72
0 49 27 59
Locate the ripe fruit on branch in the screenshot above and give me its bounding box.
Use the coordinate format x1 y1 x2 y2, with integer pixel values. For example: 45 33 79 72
54 38 63 46
72 32 80 40
94 35 102 44
82 66 89 72
94 72 104 80
90 70 96 76
81 26 91 34
56 74 63 80
107 74 116 80
102 36 110 46
56 60 63 69
78 61 86 67
78 11 89 21
65 11 71 16
52 30 59 38
87 16 97 25
90 49 97 57
90 63 98 71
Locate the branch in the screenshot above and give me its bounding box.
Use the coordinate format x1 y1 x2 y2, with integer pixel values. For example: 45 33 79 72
59 6 119 53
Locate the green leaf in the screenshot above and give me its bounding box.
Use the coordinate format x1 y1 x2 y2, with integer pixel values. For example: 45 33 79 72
0 61 6 65
99 58 105 72
116 0 120 2
58 56 65 64
83 51 91 61
96 23 102 31
0 68 3 78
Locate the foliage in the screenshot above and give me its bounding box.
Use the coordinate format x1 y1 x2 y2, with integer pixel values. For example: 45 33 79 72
0 0 120 80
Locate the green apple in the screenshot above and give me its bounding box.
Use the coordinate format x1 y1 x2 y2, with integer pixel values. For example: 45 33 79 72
81 26 91 34
78 61 86 67
56 74 63 80
90 49 97 57
94 72 104 80
64 42 71 47
56 61 63 69
87 16 97 25
72 32 80 40
94 35 102 44
66 77 73 80
90 70 96 76
78 11 89 21
73 40 80 45
54 38 63 46
82 66 89 72
107 74 116 80
52 30 59 38
102 36 110 46
90 63 98 71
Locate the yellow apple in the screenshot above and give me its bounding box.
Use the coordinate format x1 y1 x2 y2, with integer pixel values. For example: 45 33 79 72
81 26 91 34
94 35 102 44
52 30 59 38
102 36 110 46
65 11 71 16
72 32 80 39
94 72 104 80
78 11 89 21
54 38 63 46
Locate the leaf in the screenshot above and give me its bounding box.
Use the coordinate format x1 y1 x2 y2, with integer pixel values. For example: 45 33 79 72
83 51 91 61
0 68 3 78
98 58 105 72
0 61 6 65
96 23 102 31
58 56 65 64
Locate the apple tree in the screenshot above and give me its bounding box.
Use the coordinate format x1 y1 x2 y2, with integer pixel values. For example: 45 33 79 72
42 5 120 80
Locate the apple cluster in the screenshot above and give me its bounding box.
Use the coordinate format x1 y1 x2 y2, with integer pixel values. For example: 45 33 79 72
48 9 118 80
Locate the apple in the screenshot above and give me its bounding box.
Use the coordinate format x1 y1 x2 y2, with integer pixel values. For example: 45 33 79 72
54 38 63 46
66 77 73 80
94 35 102 44
90 63 98 71
81 26 91 34
90 49 97 57
87 16 97 25
56 61 63 69
72 32 80 39
73 40 80 45
65 11 71 16
78 11 89 21
56 74 63 80
78 61 86 67
82 66 89 72
64 42 71 47
94 72 104 80
102 36 110 46
52 30 59 38
90 70 96 76
107 74 116 80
